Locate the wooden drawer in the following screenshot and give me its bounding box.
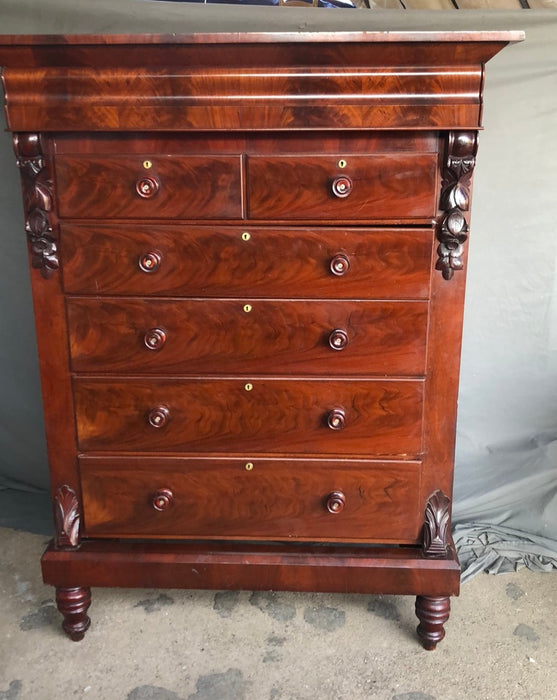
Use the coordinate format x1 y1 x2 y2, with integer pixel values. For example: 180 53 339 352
74 378 424 456
247 154 437 221
79 456 422 543
61 224 434 299
55 155 243 219
67 298 428 376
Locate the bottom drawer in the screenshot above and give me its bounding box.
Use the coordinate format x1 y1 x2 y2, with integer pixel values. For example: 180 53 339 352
80 456 422 544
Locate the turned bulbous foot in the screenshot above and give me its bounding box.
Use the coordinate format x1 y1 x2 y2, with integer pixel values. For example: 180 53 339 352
415 595 450 650
55 586 91 641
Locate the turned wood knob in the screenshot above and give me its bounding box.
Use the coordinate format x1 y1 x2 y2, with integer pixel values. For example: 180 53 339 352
144 327 167 351
327 408 346 431
139 251 161 273
152 488 173 511
148 406 170 428
328 329 349 351
325 491 346 514
329 254 350 277
136 176 160 199
331 176 353 199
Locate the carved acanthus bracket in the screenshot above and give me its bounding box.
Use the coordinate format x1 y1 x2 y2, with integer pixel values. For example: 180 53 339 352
54 485 81 549
422 490 452 558
436 131 478 280
13 133 58 278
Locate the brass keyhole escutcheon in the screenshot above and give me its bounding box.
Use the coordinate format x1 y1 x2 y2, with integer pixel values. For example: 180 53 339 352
338 159 347 169
245 462 254 471
244 383 253 392
143 160 152 169
243 304 252 313
241 232 251 241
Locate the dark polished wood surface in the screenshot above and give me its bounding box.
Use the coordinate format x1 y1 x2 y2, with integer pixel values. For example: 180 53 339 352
73 377 424 455
67 298 428 375
0 30 525 46
56 155 243 219
60 224 434 298
0 33 521 132
79 456 422 542
0 29 520 645
247 154 437 220
41 537 461 596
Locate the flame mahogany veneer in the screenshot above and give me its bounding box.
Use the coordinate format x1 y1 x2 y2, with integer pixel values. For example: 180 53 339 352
0 29 521 648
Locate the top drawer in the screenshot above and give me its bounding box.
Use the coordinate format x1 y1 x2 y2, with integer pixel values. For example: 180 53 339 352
247 154 438 221
55 155 243 220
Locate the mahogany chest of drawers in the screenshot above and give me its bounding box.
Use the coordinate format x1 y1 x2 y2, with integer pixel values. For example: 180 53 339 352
0 29 521 648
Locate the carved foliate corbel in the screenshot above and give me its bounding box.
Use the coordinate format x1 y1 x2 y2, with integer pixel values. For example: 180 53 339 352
422 490 452 558
13 133 58 278
54 485 81 548
436 131 478 280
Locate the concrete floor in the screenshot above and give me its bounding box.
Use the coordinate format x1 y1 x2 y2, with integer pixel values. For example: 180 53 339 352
1 526 556 700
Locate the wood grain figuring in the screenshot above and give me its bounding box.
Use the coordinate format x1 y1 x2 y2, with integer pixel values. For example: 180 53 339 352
55 131 438 156
0 34 520 133
1 65 483 132
3 66 482 104
0 30 518 643
79 456 422 542
5 104 484 133
41 539 461 596
12 135 83 524
60 224 434 299
247 154 437 220
73 378 424 456
67 298 428 376
55 155 243 219
419 133 470 507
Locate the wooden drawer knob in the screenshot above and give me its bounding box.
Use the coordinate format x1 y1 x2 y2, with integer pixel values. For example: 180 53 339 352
152 488 173 511
144 327 167 351
136 176 160 199
148 406 170 428
328 329 349 351
325 491 346 514
331 176 353 199
327 408 346 431
139 252 161 273
330 254 350 276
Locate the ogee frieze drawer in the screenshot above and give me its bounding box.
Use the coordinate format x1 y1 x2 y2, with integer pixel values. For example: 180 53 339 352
67 298 428 376
60 224 434 299
79 456 422 543
73 378 424 456
247 154 437 220
55 155 243 219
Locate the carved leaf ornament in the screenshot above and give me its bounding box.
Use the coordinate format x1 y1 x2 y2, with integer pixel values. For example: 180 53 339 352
423 490 451 558
13 133 58 278
436 132 478 280
54 485 80 548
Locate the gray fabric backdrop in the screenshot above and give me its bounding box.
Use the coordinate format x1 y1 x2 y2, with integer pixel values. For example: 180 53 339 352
1 1 556 578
